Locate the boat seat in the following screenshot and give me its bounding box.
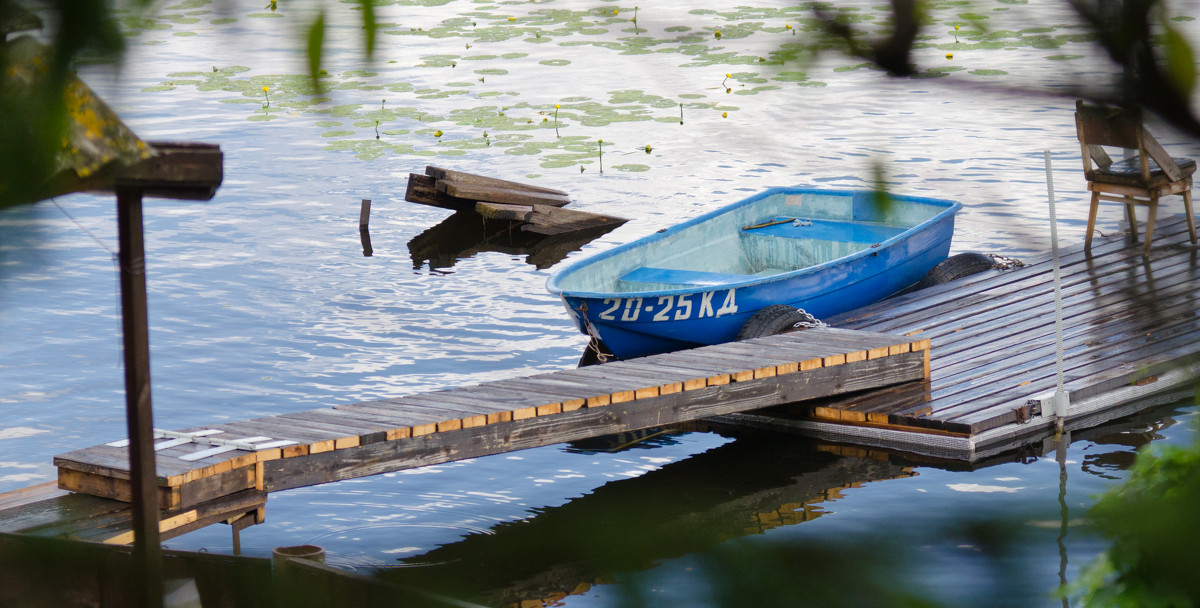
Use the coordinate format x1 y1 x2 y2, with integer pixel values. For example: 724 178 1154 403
741 217 908 244
619 266 753 287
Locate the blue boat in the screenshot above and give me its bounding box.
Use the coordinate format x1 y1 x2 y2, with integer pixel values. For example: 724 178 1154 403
546 188 963 359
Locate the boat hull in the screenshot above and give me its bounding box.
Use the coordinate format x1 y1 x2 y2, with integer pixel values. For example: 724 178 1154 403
548 188 961 359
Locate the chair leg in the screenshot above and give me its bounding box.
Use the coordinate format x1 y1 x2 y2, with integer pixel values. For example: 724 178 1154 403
1085 191 1100 250
1143 197 1159 257
1184 189 1197 245
1125 198 1139 243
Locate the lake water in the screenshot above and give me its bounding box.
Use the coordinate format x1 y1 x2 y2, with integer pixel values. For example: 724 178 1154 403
2 0 1199 605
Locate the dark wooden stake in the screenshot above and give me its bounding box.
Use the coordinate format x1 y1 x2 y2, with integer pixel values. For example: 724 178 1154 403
359 199 374 256
359 198 371 229
116 186 164 608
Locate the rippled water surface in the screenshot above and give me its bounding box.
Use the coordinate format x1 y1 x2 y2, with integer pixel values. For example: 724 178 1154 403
3 0 1200 605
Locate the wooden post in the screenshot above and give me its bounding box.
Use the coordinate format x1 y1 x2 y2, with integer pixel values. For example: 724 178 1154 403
359 199 373 257
358 198 371 229
116 186 164 608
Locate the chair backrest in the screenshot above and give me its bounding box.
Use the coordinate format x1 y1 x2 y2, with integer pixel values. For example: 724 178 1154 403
1075 100 1183 183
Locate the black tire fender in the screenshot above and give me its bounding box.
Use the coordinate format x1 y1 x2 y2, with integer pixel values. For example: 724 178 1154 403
915 252 995 290
736 304 818 340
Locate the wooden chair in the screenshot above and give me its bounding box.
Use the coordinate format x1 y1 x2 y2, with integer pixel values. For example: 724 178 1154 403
1075 100 1197 256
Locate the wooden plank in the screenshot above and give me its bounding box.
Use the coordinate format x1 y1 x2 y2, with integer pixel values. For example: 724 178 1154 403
115 142 223 200
943 307 1200 430
474 201 534 221
524 370 637 403
912 250 1195 366
833 220 1196 332
703 340 854 370
360 394 514 424
906 300 1200 433
258 353 926 493
208 419 343 454
553 366 679 399
889 240 1198 348
53 445 186 484
930 263 1200 383
275 411 396 445
518 205 628 236
404 173 476 212
356 402 488 429
69 489 266 545
493 374 615 407
425 166 569 197
831 218 1194 331
0 483 67 512
56 462 257 512
0 491 131 535
330 403 456 436
439 179 571 207
365 393 515 415
926 282 1200 409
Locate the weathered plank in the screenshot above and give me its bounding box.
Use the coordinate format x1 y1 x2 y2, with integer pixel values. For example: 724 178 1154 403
440 180 571 207
425 166 568 197
475 202 627 236
404 173 477 212
259 352 927 493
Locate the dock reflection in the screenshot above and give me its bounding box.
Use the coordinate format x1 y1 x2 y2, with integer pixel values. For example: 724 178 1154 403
372 429 915 605
408 211 620 271
369 391 1194 606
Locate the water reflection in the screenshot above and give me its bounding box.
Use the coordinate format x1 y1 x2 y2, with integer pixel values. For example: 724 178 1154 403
408 210 621 271
372 428 916 605
362 394 1194 606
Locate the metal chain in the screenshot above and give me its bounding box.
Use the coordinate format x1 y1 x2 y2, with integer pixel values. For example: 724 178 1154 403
988 253 1024 270
791 307 827 329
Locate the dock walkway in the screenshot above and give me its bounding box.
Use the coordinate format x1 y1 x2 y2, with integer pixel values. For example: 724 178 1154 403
3 328 925 543
723 215 1200 461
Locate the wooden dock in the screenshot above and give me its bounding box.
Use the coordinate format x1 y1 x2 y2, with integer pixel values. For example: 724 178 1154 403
2 328 926 543
720 215 1200 461
6 216 1199 541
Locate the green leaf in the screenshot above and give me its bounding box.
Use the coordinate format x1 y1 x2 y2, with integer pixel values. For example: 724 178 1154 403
306 11 326 91
1163 21 1196 99
357 0 377 57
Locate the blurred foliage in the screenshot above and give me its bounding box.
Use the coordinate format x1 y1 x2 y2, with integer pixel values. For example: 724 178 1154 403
0 0 134 209
1 1 1199 605
1067 417 1200 607
810 0 1200 136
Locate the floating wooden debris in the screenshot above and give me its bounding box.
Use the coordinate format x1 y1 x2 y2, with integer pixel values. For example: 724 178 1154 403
475 201 626 236
405 165 626 237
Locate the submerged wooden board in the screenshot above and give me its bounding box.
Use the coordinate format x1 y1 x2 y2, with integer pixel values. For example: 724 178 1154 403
50 328 926 508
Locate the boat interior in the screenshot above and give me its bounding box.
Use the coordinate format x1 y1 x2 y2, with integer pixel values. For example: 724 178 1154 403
553 190 950 293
